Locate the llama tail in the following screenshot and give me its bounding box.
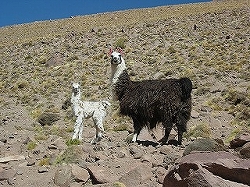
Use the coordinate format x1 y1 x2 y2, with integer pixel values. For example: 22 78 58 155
179 77 192 101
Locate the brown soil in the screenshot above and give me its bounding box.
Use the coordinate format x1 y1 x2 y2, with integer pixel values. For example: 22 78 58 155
0 0 249 186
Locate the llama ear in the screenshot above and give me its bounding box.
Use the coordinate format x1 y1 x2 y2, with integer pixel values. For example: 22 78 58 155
108 48 113 56
117 47 123 55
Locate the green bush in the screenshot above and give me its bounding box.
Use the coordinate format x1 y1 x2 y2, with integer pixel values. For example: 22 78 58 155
27 141 37 150
115 38 126 49
66 139 81 146
184 123 211 139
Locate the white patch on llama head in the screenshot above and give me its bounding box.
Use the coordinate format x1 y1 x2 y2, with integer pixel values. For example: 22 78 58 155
109 48 126 85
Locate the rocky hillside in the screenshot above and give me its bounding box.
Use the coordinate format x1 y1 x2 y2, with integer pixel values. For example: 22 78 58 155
0 0 249 186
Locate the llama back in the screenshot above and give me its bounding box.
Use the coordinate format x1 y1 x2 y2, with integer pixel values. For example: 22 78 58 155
119 79 184 117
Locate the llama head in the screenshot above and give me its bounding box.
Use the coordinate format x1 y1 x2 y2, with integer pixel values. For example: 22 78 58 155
72 82 81 96
109 48 123 65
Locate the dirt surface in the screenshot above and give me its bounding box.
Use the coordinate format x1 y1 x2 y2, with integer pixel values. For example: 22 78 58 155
0 0 249 186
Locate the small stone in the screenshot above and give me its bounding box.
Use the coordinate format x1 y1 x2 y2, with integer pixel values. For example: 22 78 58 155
117 151 126 158
0 138 7 143
9 134 14 139
48 145 57 149
38 166 48 173
140 154 152 163
159 145 172 155
26 159 35 166
191 110 200 118
22 137 32 144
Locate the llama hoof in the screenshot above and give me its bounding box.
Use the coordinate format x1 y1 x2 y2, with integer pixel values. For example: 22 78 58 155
91 137 102 144
155 144 162 148
167 139 179 146
159 138 168 145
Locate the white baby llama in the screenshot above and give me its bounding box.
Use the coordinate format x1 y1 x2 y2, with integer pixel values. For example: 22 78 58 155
71 82 111 143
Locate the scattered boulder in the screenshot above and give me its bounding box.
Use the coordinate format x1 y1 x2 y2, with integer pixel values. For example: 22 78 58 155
162 154 179 169
163 151 250 187
129 145 144 159
155 166 168 184
183 138 226 156
37 112 60 126
50 137 67 150
159 145 172 155
54 164 72 187
45 52 64 67
239 142 250 158
0 138 7 143
26 158 36 166
87 165 116 184
119 164 153 187
230 133 250 149
71 164 90 183
191 110 200 118
0 155 25 163
0 167 16 184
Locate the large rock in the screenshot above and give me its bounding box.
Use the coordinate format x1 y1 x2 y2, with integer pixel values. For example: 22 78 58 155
71 164 90 183
54 165 72 187
119 164 153 187
230 133 250 149
37 112 60 126
50 137 67 150
239 142 250 158
163 151 250 187
87 165 117 184
0 167 16 184
0 155 25 163
183 138 226 156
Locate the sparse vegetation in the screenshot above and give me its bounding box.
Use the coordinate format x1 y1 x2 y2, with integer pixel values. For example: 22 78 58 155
0 1 249 186
39 158 50 166
66 139 81 146
184 123 212 140
55 145 83 164
113 124 129 132
27 141 37 150
115 38 126 49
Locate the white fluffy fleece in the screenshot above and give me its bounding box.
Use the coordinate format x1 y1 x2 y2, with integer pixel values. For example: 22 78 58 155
71 82 110 143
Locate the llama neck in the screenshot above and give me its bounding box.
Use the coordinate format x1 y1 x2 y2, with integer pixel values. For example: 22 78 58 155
71 91 81 108
110 58 131 100
110 58 127 85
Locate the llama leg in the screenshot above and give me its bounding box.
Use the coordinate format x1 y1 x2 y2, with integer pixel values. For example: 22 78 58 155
78 118 84 140
91 115 105 144
149 120 158 141
132 118 142 142
159 122 173 145
177 128 184 145
176 114 188 145
72 115 83 140
95 119 104 140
